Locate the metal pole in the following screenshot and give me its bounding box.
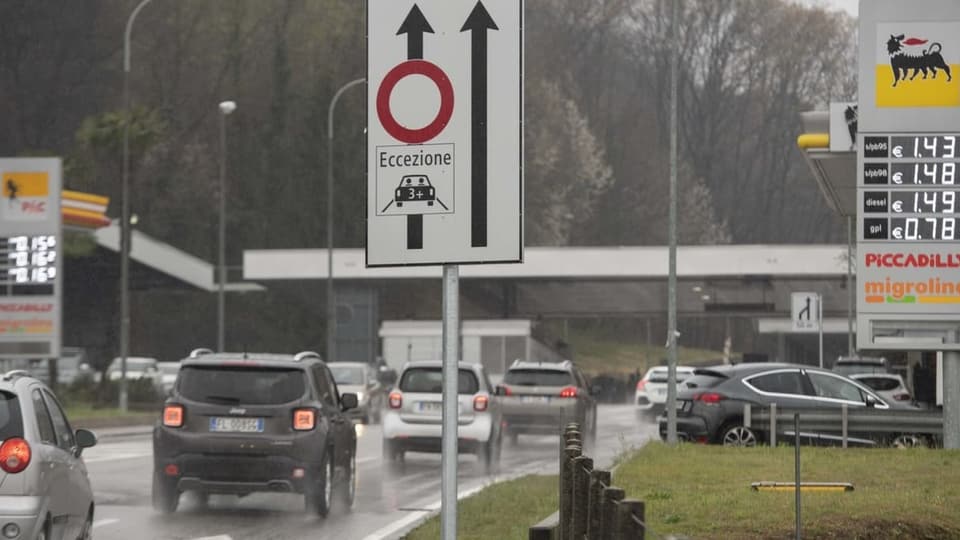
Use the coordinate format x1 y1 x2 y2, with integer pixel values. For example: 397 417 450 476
846 216 854 357
794 412 801 540
326 77 365 364
818 293 824 369
120 0 155 412
665 0 680 445
217 108 227 352
440 264 460 539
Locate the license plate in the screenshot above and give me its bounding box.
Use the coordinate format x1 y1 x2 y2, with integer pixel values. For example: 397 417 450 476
417 401 443 413
520 396 550 403
209 417 264 433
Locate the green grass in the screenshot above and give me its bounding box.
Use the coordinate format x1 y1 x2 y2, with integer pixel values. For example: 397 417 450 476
614 443 960 539
404 444 960 539
567 330 727 375
403 475 557 540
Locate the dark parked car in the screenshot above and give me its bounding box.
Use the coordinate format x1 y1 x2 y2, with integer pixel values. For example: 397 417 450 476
658 363 897 446
153 349 358 516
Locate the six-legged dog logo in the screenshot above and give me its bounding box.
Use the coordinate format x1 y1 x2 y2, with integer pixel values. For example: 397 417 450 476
886 34 953 87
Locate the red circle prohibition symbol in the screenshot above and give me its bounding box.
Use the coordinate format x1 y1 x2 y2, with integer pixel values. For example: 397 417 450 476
376 59 454 144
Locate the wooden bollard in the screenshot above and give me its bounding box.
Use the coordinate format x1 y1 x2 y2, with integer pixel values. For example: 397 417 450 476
616 499 646 539
587 469 611 539
559 444 581 540
599 487 625 540
571 456 593 539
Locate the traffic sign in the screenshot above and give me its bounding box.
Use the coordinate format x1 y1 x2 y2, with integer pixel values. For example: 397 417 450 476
366 0 523 267
791 292 820 333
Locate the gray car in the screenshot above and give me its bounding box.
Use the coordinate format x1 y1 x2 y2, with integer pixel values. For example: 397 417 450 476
329 362 387 424
0 370 98 540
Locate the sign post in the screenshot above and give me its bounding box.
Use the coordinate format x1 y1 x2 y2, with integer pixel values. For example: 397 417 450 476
857 0 960 447
367 2 523 536
0 158 62 367
791 292 823 367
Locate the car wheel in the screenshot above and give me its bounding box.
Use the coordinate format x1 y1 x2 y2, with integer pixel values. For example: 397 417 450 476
891 434 927 448
337 451 357 511
76 507 93 540
152 470 180 514
480 432 501 475
305 451 333 517
721 424 758 447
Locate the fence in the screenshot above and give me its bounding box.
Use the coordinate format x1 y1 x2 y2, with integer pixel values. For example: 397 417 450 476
529 423 648 540
742 403 943 447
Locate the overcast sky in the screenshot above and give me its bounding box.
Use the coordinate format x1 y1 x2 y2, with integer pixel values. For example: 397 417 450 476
799 0 858 16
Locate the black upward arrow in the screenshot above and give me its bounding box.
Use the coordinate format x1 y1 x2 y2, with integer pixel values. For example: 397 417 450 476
397 4 433 60
461 1 498 248
398 4 434 250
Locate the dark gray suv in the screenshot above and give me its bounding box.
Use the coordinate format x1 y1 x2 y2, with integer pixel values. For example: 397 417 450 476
152 349 358 516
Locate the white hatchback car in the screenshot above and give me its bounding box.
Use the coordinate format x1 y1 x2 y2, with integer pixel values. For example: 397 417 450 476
382 361 501 473
635 365 695 416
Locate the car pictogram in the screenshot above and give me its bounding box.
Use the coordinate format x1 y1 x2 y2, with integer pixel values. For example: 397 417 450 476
394 175 435 207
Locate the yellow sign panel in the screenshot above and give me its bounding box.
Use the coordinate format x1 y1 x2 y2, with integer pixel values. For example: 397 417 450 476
876 65 960 107
2 172 49 198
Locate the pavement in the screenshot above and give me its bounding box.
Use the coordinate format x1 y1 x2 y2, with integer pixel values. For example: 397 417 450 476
83 404 658 540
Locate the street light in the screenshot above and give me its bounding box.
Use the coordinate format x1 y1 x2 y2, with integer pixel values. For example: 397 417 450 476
218 100 237 352
120 0 156 412
326 78 365 364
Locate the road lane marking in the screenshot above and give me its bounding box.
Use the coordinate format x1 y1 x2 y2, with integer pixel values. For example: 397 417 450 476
92 518 119 528
190 536 233 540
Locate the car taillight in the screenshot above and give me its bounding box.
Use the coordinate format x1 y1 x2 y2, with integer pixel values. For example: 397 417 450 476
894 393 911 401
559 386 579 399
163 404 184 427
693 392 725 404
473 395 489 412
389 391 403 409
0 438 31 474
293 408 316 431
636 379 647 391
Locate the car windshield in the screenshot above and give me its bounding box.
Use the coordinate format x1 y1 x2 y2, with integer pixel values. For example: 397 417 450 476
682 372 727 390
331 365 366 386
0 391 23 441
504 369 573 387
646 369 692 383
855 377 901 391
178 366 306 405
399 367 479 394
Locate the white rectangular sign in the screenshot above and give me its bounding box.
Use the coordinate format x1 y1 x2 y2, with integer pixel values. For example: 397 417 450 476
367 0 523 267
791 292 820 333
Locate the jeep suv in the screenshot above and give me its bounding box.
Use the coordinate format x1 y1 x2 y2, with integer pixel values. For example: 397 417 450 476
497 360 597 446
152 349 358 516
0 370 98 540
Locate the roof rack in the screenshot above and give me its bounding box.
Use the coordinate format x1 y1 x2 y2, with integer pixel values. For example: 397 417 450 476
189 348 214 358
2 370 32 381
293 351 322 362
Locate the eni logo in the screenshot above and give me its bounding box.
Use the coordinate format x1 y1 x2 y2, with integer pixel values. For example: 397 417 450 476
876 25 960 108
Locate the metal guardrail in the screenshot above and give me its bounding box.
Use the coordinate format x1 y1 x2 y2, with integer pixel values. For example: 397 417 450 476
744 403 943 447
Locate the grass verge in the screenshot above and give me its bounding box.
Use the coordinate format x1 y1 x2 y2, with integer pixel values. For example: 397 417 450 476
403 475 557 540
65 405 156 429
568 330 727 375
404 443 960 539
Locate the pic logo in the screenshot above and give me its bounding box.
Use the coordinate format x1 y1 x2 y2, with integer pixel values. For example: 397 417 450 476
1 171 50 221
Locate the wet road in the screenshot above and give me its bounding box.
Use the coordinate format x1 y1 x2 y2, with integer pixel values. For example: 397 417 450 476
85 404 656 540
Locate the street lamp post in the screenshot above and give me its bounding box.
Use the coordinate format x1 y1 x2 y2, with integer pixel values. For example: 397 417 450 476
120 0 155 412
326 78 365 363
218 101 237 352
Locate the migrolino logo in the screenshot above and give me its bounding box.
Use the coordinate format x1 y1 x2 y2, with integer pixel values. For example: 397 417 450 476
864 277 960 304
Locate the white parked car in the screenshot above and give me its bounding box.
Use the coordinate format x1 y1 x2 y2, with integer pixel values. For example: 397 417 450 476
105 356 163 394
382 361 502 473
157 361 181 394
849 373 918 409
635 365 695 417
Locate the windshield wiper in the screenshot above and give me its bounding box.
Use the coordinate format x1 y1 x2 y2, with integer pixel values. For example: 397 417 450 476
203 395 241 404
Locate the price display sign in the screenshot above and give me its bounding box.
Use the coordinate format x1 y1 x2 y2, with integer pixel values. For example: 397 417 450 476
858 134 960 350
0 158 62 359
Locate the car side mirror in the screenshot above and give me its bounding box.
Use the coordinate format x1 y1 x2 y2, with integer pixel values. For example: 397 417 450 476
865 395 879 408
341 392 359 411
75 428 97 456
